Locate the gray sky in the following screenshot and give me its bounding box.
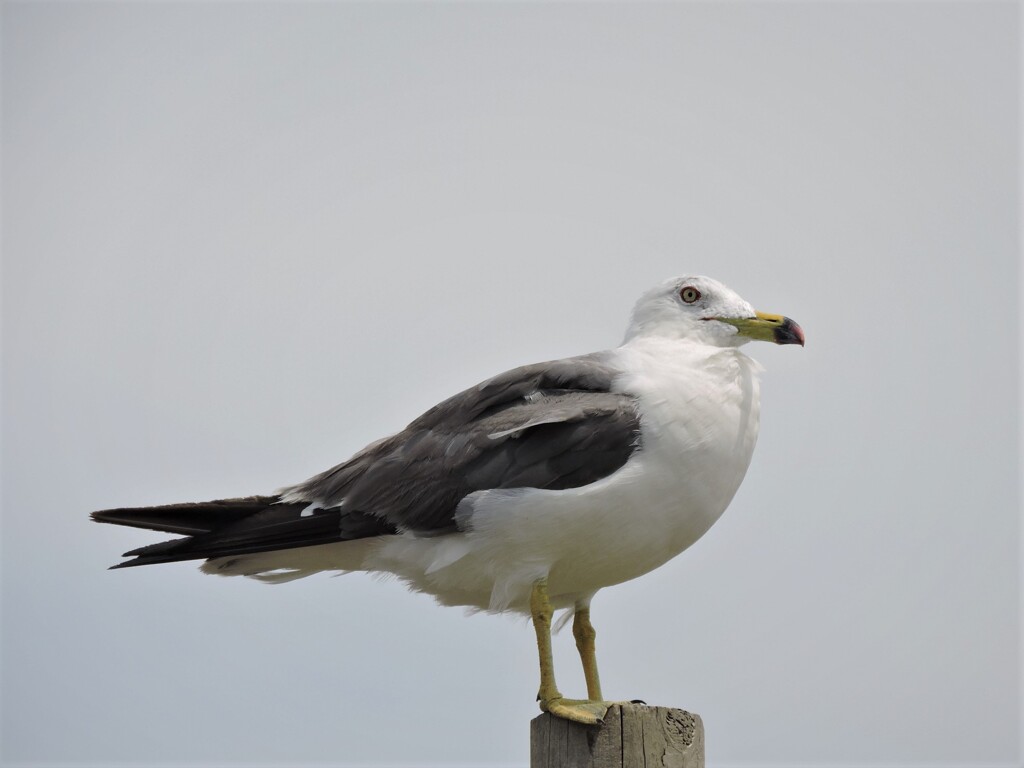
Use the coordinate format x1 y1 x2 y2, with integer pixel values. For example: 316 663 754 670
2 2 1019 766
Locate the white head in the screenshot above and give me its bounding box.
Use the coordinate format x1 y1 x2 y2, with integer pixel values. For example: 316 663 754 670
624 276 805 348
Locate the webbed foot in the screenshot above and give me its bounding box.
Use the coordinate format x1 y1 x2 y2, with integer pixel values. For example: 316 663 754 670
539 696 610 725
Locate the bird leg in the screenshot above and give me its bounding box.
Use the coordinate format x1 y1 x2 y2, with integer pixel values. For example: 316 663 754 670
572 605 603 701
530 579 609 725
531 578 561 705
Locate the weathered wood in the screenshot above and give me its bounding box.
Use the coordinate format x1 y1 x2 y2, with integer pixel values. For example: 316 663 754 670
530 703 704 768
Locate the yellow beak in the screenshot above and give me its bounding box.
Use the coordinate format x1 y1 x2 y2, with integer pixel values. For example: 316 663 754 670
717 311 805 346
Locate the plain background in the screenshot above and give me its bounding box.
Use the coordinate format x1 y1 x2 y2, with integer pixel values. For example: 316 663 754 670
2 2 1020 766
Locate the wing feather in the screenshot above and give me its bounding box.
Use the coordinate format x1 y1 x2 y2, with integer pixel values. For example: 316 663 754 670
284 353 641 533
94 353 642 567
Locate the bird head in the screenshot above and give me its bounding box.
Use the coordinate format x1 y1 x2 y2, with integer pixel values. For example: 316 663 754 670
624 276 805 348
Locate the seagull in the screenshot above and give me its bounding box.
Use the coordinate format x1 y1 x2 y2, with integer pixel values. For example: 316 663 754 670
93 275 803 725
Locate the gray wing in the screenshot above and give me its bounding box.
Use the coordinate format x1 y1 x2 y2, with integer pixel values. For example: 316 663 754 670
94 353 642 568
284 352 641 533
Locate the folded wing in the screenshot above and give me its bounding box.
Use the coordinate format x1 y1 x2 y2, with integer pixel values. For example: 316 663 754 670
93 353 641 568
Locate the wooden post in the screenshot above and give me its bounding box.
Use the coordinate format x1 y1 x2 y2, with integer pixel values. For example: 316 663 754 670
530 703 704 768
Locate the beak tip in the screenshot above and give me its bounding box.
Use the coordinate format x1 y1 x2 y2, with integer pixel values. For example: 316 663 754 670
775 317 805 347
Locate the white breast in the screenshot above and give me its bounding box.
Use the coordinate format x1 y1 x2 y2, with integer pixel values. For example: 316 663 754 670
614 337 762 553
525 339 762 602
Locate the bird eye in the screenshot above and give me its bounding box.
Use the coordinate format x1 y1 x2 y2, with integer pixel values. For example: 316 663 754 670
680 286 701 304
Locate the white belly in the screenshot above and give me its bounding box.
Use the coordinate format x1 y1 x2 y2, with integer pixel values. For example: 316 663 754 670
370 340 762 613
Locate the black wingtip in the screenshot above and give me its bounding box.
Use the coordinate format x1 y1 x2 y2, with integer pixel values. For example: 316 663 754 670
90 496 283 535
93 496 394 570
108 556 159 570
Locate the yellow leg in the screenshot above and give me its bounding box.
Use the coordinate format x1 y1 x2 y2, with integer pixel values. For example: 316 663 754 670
573 606 603 701
530 577 562 705
529 579 609 725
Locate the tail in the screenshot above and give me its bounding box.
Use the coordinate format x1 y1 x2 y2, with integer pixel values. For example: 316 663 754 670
92 495 395 569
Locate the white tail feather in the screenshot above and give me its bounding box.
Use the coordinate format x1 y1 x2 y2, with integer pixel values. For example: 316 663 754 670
200 538 383 580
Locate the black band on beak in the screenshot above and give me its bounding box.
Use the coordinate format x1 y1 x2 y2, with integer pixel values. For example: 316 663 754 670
774 317 805 346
